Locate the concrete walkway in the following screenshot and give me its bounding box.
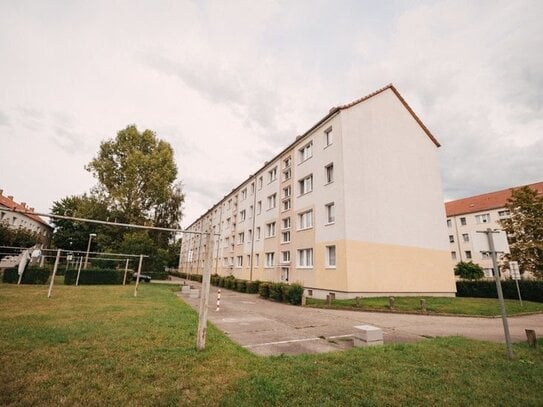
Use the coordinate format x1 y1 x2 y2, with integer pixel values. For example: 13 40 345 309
176 281 543 356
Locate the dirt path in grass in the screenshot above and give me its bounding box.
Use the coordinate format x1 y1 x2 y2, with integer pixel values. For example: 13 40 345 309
176 281 543 356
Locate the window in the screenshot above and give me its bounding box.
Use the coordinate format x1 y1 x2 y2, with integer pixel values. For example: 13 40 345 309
326 245 336 267
267 194 277 209
236 256 243 267
282 217 291 229
484 268 494 277
240 210 246 221
238 232 244 244
258 176 263 190
325 203 335 224
298 248 314 268
227 199 231 209
282 199 291 211
223 257 229 267
225 237 230 248
256 227 261 240
449 235 454 243
246 255 251 267
250 182 255 195
283 168 291 181
299 141 313 162
266 222 276 237
298 174 313 195
268 167 278 182
248 229 252 242
482 252 491 259
298 210 313 230
249 205 253 218
283 186 291 198
451 251 457 260
257 201 262 214
447 219 452 228
255 253 259 266
281 231 291 243
324 127 333 146
265 252 275 268
465 250 472 259
462 233 469 242
460 217 467 226
283 156 291 168
475 214 490 224
498 210 510 217
241 188 247 200
281 251 290 264
325 163 334 184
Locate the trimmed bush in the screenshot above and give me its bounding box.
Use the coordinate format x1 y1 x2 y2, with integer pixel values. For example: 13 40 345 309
246 280 260 294
454 261 484 280
64 268 124 285
2 267 51 284
269 282 285 302
147 271 169 280
210 274 220 286
285 283 304 305
224 276 235 289
259 282 270 298
236 279 247 293
456 280 543 303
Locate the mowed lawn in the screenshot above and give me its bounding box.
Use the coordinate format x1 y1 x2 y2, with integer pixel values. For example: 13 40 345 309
1 284 542 406
306 296 543 316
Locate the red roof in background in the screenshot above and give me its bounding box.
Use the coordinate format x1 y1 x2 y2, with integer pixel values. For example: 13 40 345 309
445 181 543 217
0 192 52 228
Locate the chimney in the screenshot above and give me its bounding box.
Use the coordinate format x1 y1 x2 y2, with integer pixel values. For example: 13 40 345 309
21 202 26 208
30 207 34 212
0 189 3 195
7 195 13 200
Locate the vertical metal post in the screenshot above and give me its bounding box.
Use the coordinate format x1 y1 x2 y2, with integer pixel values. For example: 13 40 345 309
47 249 61 298
123 258 130 285
514 279 523 307
133 254 143 297
197 231 214 350
177 237 184 274
486 228 514 360
76 256 83 286
195 233 203 276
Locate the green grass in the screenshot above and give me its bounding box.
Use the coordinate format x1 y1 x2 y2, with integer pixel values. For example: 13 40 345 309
1 284 542 406
306 296 543 316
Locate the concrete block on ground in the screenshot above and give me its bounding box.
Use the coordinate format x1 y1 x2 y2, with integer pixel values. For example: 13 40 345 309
189 289 200 298
353 324 383 347
181 285 191 294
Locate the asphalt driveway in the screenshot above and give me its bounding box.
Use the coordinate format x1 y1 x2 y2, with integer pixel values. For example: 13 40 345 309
176 281 543 356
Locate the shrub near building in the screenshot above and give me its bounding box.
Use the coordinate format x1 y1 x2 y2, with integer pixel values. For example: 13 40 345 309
2 267 51 284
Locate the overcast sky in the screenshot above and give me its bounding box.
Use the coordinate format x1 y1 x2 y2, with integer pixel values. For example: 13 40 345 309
1 0 542 227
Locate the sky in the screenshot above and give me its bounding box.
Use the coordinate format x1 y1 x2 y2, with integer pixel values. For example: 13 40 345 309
0 0 542 228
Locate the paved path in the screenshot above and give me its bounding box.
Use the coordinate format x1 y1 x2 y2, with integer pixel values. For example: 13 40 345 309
176 281 543 356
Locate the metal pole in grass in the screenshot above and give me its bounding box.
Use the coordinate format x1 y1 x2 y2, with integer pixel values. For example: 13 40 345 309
75 256 83 286
47 249 61 298
197 231 213 350
133 254 143 297
123 258 130 285
479 228 513 360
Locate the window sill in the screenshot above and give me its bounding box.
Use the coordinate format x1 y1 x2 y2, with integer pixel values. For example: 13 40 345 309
281 241 291 245
296 266 314 270
325 266 337 270
297 227 313 232
325 222 335 226
324 143 333 150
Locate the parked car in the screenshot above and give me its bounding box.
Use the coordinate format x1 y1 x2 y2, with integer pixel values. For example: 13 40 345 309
132 272 151 283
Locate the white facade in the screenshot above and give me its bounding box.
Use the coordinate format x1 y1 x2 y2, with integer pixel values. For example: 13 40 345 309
180 85 456 299
0 190 52 241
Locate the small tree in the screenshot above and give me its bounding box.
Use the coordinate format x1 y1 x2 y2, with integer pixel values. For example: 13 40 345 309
454 261 485 280
499 186 543 278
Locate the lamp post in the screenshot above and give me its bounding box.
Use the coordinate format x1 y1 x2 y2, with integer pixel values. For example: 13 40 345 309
84 233 97 269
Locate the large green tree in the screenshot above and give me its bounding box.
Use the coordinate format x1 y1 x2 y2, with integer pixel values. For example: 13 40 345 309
499 186 543 278
86 125 181 225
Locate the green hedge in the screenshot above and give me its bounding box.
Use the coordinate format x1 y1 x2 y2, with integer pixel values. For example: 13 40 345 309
2 267 51 284
147 271 169 280
258 282 270 298
456 280 543 303
172 272 203 283
64 268 124 285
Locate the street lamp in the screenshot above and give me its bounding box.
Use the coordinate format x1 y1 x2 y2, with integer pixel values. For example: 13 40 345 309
84 233 97 269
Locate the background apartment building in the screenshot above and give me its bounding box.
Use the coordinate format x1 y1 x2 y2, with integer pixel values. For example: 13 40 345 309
445 181 543 277
0 189 52 241
180 84 456 299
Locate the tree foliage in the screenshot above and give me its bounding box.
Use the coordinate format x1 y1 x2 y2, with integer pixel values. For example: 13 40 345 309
454 261 485 280
86 125 180 224
0 222 45 247
499 186 543 278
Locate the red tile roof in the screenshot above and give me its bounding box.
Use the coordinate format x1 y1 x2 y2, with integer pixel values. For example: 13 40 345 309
0 192 51 228
445 181 543 217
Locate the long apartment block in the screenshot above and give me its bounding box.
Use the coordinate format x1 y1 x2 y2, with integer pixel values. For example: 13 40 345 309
180 84 456 299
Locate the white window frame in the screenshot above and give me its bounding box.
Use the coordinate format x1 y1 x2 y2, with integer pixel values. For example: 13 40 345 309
326 245 336 268
324 127 333 147
238 232 244 244
267 193 277 210
265 252 275 268
282 217 291 230
299 141 313 162
475 213 491 224
268 167 278 183
282 199 291 212
240 210 246 222
297 248 314 268
298 174 313 195
325 202 335 224
325 163 334 184
266 222 276 238
281 230 291 243
298 210 313 230
236 255 243 268
281 251 290 264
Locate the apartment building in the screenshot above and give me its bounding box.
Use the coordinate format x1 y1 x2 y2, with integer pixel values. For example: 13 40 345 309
180 84 456 299
445 181 543 277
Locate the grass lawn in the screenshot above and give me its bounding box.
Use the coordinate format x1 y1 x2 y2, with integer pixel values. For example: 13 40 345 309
306 295 543 316
0 283 542 406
